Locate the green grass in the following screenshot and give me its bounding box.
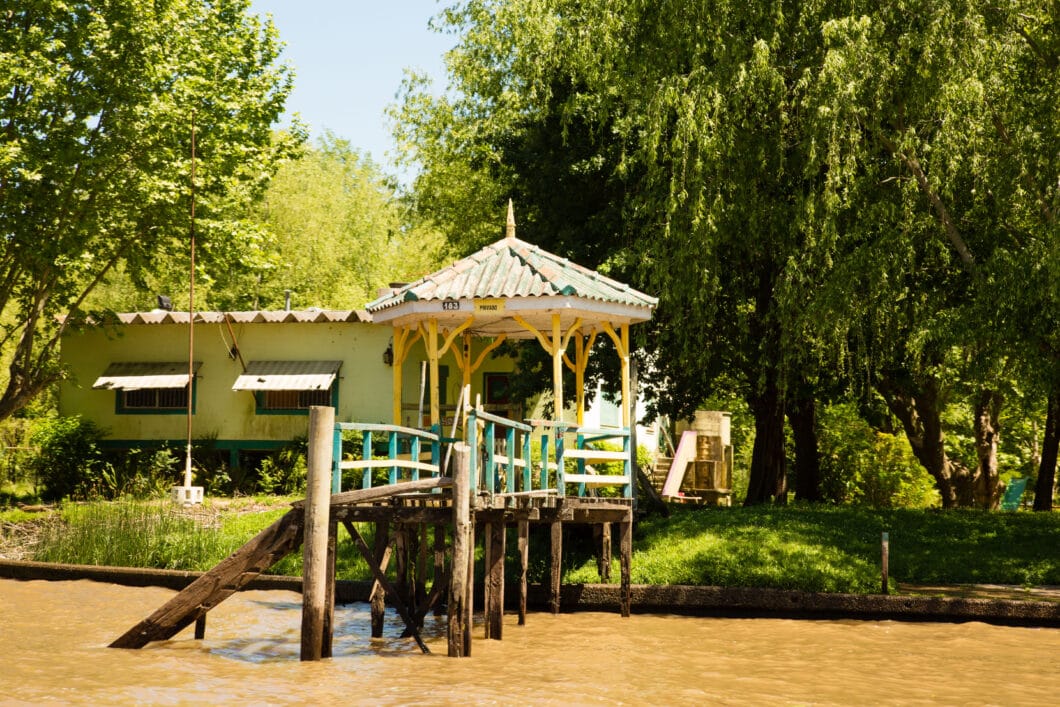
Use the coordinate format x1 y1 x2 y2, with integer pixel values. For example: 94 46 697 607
15 499 1060 594
563 504 1060 593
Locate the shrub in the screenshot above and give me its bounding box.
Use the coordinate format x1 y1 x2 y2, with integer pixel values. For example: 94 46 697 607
257 439 308 495
819 403 938 508
30 416 109 502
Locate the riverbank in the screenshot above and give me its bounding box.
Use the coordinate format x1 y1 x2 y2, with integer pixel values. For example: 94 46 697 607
2 559 1058 628
4 500 1058 594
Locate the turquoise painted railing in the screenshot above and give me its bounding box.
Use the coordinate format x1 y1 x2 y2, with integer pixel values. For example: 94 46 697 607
466 405 534 496
330 416 632 500
557 427 632 498
331 422 441 494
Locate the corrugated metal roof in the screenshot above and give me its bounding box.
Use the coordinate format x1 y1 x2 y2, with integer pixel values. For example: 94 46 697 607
365 237 657 312
92 362 202 390
115 309 370 325
231 360 342 391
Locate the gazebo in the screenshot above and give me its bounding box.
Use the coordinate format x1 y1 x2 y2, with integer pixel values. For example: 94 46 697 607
365 203 657 440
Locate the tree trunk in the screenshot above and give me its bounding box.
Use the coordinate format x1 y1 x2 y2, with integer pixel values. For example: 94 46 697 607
878 374 975 508
1034 386 1059 512
973 389 1002 509
788 393 822 502
744 377 787 505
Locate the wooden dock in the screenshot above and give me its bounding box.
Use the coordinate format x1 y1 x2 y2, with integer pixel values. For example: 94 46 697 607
111 408 633 658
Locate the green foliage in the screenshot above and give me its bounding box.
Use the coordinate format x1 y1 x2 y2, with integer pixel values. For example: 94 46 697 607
0 0 301 419
818 403 939 508
256 439 308 495
30 416 109 502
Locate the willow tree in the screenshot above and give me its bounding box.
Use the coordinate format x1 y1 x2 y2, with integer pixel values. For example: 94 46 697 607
801 1 1060 508
0 0 298 420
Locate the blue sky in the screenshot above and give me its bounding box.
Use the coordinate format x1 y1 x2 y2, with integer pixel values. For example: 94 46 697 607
249 1 453 174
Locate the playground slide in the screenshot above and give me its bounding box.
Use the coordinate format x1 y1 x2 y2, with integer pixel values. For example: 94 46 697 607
661 430 698 498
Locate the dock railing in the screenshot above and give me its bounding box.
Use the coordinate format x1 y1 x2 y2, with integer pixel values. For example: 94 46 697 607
558 426 632 498
331 422 441 493
466 404 535 497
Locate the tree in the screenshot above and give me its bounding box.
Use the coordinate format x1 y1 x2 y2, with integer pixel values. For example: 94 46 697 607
0 0 299 420
801 1 1060 508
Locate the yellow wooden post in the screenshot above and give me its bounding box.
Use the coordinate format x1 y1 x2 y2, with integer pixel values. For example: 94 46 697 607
551 313 563 421
462 332 473 391
427 319 440 429
575 334 585 426
392 328 405 425
620 324 631 428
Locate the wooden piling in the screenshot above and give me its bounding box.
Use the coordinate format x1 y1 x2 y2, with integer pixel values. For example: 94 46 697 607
619 509 632 618
194 615 206 640
322 519 337 658
597 522 612 583
448 443 472 657
518 519 529 626
485 521 505 640
549 520 562 614
370 520 389 638
433 523 446 617
301 405 334 661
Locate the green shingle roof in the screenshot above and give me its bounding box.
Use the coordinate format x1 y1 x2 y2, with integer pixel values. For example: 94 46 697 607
366 236 657 313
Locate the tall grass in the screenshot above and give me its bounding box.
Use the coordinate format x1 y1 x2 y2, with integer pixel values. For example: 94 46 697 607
33 501 231 570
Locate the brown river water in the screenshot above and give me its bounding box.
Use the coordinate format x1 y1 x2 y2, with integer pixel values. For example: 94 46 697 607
2 579 1058 705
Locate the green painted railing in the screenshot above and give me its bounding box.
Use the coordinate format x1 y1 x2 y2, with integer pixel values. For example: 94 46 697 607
331 414 633 499
331 422 441 493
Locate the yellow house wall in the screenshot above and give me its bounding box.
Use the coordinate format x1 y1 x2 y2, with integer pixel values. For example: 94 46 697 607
396 338 519 428
59 320 393 445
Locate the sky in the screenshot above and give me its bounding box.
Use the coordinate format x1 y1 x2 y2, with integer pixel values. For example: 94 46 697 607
249 1 453 175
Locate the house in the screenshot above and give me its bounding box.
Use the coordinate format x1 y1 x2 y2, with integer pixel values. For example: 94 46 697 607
58 308 518 468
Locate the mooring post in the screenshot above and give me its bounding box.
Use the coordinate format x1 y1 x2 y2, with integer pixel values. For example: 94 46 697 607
301 405 334 661
881 531 890 595
448 442 472 657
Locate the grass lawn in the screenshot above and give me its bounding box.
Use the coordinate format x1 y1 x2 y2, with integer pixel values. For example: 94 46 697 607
3 499 1057 595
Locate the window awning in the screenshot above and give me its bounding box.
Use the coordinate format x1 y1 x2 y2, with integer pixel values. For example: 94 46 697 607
232 360 341 391
93 362 202 390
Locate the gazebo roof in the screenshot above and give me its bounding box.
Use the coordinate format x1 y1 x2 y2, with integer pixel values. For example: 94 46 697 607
365 235 657 337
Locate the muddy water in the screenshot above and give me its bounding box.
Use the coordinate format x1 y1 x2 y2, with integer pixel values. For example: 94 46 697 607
3 579 1058 705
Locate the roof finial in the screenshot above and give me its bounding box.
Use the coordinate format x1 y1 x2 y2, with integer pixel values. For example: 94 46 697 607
505 199 516 240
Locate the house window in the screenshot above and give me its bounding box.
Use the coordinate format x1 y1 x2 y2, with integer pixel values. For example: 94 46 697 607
123 386 189 411
257 387 335 411
93 362 200 416
232 360 342 416
484 373 511 405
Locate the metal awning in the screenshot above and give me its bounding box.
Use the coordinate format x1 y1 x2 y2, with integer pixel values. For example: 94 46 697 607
93 362 202 390
231 360 342 391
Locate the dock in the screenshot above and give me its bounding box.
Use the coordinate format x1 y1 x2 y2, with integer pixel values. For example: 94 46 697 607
110 405 633 658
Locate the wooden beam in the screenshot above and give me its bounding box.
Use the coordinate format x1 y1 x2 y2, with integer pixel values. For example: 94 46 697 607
292 476 451 508
552 313 563 421
109 509 304 649
344 519 430 654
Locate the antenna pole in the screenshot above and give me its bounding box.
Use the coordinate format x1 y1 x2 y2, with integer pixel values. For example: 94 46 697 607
184 117 196 490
